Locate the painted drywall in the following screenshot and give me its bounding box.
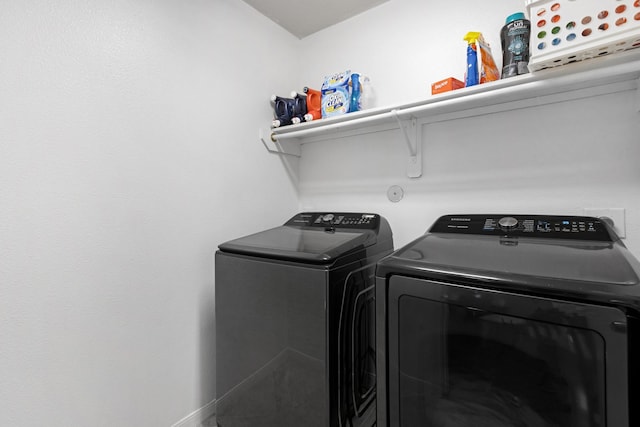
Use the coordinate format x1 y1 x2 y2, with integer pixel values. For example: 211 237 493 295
296 0 640 256
0 0 298 426
298 0 516 106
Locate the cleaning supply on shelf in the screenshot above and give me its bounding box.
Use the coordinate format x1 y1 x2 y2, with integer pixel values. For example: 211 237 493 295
359 76 375 110
349 73 361 113
463 32 500 87
500 12 531 79
271 94 295 128
431 77 465 95
303 87 322 122
290 91 308 124
321 70 352 118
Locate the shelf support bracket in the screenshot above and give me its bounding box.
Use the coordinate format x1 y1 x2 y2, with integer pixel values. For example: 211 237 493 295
392 110 422 178
259 128 301 158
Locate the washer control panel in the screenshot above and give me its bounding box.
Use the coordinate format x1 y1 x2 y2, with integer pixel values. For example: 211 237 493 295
285 212 380 229
430 214 613 241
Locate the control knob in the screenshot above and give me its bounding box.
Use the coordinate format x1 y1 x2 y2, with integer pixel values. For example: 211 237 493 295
322 213 335 223
498 216 519 231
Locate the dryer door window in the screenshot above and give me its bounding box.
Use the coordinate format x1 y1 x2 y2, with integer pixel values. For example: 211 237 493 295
386 276 629 427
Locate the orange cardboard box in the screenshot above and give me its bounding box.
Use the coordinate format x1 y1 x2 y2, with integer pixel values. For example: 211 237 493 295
431 77 465 95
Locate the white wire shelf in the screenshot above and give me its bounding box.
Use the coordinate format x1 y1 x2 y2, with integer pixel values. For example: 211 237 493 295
261 49 640 177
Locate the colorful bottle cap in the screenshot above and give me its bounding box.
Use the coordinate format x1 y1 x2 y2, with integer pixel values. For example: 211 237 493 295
506 12 526 24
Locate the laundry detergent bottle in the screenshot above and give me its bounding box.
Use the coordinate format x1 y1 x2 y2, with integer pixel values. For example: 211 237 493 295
290 91 308 124
303 87 321 122
270 95 295 128
349 73 361 113
501 12 531 78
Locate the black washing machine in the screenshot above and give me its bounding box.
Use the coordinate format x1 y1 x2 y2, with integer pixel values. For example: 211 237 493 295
216 212 393 427
375 214 640 427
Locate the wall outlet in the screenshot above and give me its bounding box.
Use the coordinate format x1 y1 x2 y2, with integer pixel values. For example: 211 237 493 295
583 208 626 238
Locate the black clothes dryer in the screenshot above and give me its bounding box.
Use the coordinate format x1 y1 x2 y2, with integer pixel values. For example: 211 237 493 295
216 212 393 427
375 214 640 427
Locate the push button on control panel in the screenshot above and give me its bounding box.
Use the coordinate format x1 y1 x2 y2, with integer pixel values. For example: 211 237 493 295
322 214 335 223
498 217 519 231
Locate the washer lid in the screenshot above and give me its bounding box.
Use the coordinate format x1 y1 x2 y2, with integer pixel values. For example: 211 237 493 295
218 225 374 263
387 232 640 286
396 214 640 285
378 214 640 306
218 212 389 264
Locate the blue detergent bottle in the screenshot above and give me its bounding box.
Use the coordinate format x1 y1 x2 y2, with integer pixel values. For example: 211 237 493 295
349 73 361 113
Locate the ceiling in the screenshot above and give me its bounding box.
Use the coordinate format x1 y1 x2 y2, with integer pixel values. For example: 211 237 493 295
241 0 390 39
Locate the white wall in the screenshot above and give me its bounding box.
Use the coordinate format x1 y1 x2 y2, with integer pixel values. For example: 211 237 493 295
298 0 515 106
296 0 640 256
0 1 298 426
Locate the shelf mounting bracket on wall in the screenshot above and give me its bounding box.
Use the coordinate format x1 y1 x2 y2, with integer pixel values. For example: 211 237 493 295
259 128 301 158
392 110 422 178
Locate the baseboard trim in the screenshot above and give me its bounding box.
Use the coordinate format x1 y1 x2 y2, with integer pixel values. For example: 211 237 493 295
171 398 216 427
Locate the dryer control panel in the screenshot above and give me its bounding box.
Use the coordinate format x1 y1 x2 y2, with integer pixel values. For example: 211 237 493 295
285 212 380 230
430 214 614 241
